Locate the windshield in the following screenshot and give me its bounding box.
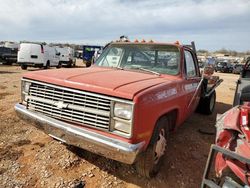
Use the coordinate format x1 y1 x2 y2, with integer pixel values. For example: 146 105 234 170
95 44 180 75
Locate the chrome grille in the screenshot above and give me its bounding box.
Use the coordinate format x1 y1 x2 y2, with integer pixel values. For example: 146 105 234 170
27 82 111 130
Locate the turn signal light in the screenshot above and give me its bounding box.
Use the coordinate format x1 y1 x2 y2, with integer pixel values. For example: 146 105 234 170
240 108 249 127
240 107 250 142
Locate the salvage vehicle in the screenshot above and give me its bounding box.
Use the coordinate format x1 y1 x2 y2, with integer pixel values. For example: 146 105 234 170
0 42 19 65
17 42 61 70
201 58 250 187
15 40 222 177
201 102 250 187
215 61 233 73
82 45 103 67
232 64 243 74
56 47 76 67
234 57 250 106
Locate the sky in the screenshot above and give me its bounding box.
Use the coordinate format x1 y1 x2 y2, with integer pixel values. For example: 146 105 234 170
0 0 250 51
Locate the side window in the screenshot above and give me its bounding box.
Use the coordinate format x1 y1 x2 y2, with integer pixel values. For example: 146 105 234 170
184 50 197 77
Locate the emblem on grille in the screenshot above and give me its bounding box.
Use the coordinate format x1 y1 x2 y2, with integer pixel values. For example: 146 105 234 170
56 101 68 109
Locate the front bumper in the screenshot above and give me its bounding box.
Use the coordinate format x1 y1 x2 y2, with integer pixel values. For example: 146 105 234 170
15 103 144 164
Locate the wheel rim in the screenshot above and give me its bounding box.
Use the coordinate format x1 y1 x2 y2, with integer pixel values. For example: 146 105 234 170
209 93 215 111
154 128 166 164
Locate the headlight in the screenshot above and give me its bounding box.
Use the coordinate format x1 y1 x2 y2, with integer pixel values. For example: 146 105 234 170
114 102 132 120
24 82 31 93
21 80 31 102
112 102 133 137
114 120 131 134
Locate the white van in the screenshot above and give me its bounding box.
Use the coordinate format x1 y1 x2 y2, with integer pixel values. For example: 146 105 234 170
56 47 76 67
18 42 60 70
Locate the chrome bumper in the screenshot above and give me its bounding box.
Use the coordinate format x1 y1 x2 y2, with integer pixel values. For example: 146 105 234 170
15 103 144 164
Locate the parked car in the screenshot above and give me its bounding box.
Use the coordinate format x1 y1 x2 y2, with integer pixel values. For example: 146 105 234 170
215 62 233 73
232 64 244 74
17 42 60 70
82 45 103 67
0 42 19 65
56 47 76 67
234 59 250 106
0 46 18 65
15 40 222 178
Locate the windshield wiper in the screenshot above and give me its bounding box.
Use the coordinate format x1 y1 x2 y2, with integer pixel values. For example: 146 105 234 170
138 67 161 76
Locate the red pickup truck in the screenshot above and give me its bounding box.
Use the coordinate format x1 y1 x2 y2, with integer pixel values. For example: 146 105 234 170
15 40 221 177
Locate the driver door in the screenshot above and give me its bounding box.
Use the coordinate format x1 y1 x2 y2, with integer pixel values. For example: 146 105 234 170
183 49 201 115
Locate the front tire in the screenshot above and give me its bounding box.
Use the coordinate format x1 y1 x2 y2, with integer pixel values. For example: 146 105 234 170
135 116 171 178
21 64 27 70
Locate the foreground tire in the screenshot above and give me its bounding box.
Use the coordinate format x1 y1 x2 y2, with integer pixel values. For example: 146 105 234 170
21 64 27 70
135 116 171 178
197 91 216 115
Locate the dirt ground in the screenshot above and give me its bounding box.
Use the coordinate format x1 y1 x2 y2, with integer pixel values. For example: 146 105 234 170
0 61 239 188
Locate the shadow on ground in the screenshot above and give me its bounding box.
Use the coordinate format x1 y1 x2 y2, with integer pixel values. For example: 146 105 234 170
65 101 233 187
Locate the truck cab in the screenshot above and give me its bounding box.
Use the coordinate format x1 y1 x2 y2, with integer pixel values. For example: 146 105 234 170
15 40 220 177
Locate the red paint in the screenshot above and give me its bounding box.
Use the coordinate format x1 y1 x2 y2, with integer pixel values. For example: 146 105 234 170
215 104 250 185
226 160 250 185
223 107 241 132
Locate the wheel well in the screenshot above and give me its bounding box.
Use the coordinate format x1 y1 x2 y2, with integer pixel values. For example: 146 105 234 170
156 109 178 132
146 109 178 149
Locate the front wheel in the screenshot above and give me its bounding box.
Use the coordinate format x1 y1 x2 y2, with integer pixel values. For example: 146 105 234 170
135 116 171 178
21 64 27 70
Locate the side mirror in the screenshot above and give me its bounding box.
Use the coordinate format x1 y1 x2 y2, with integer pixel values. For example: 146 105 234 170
241 85 250 102
56 52 60 56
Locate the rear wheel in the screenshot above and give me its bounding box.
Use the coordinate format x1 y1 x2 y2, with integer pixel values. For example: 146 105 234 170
197 91 216 115
85 61 91 67
21 64 27 70
135 116 171 178
44 61 50 69
56 62 62 69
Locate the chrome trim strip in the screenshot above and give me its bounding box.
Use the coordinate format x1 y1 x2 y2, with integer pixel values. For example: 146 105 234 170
15 103 143 164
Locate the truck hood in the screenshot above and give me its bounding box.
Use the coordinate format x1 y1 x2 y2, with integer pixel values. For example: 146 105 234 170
23 67 171 99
